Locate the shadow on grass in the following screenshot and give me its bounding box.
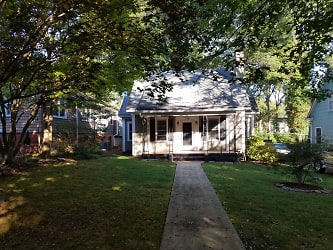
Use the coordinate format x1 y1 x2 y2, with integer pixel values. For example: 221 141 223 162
0 156 175 250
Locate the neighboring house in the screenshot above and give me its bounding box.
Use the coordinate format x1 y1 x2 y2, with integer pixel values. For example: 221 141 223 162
52 103 119 149
307 81 333 145
0 100 121 152
119 69 259 160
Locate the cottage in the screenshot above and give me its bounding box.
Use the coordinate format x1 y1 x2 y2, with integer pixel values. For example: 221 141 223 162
119 69 259 160
307 81 333 145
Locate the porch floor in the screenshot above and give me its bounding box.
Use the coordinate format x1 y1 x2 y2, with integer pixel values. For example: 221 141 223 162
142 152 244 162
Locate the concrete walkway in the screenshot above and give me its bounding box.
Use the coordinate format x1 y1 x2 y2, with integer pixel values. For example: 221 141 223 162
160 162 245 250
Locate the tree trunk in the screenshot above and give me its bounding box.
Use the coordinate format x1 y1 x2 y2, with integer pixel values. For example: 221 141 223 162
265 95 271 133
41 102 53 158
2 132 17 166
295 163 309 184
295 167 303 184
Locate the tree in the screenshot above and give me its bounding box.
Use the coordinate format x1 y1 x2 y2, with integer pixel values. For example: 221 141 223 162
1 0 333 166
216 1 332 134
0 0 167 165
285 85 311 136
287 142 323 184
243 50 289 132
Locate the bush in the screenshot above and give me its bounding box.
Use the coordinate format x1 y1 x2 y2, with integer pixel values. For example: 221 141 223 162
287 143 323 167
72 147 103 160
274 133 294 144
246 136 277 164
286 142 323 183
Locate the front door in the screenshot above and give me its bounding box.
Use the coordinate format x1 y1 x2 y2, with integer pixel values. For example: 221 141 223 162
183 122 192 146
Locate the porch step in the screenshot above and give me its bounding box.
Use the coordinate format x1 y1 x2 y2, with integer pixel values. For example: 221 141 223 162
172 154 206 161
172 153 240 162
141 153 242 162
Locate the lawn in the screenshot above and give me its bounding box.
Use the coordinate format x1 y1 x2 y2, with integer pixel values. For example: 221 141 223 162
203 162 333 250
0 156 175 250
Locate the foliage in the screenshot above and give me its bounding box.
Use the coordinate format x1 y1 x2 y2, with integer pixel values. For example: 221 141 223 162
49 131 104 160
285 86 311 134
0 0 165 164
274 133 294 144
71 147 103 160
208 0 331 134
1 0 333 164
246 135 277 164
286 142 323 184
253 130 307 144
146 0 218 71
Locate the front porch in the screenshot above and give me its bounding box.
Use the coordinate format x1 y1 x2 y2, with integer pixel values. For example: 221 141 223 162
132 114 254 159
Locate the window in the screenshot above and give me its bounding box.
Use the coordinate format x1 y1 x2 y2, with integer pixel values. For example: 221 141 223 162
53 99 67 118
329 95 333 111
156 119 167 141
207 116 226 140
208 118 219 140
149 117 168 141
127 121 132 141
316 127 322 144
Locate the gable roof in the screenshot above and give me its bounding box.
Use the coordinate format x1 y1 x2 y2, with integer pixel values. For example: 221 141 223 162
118 95 131 118
125 69 259 115
307 81 333 118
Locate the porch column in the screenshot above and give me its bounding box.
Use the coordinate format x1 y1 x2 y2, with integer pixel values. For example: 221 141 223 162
225 116 230 152
122 118 126 153
132 114 147 156
250 115 255 137
131 114 137 155
235 111 246 153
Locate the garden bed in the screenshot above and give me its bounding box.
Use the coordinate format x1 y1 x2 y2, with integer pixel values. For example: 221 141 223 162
275 182 331 194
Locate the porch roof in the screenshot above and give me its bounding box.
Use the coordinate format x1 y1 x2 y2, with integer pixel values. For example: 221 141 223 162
126 69 259 115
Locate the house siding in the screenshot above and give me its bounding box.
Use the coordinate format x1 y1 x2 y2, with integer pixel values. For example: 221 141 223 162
0 104 116 150
53 109 92 135
0 108 43 145
309 82 333 145
0 109 43 134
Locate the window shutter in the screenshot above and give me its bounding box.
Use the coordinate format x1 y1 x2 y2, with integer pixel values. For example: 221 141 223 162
150 118 155 141
168 117 173 132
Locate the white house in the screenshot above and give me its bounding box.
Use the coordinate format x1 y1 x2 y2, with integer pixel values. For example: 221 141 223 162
119 69 259 161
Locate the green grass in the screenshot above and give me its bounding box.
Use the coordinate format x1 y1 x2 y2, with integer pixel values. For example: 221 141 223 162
0 156 175 250
203 162 333 250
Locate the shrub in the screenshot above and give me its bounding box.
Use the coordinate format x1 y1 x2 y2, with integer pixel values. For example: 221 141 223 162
286 142 323 183
274 133 294 144
246 136 277 164
72 147 103 160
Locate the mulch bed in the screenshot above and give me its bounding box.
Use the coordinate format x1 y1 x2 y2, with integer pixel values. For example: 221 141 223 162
0 158 77 177
275 182 331 194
